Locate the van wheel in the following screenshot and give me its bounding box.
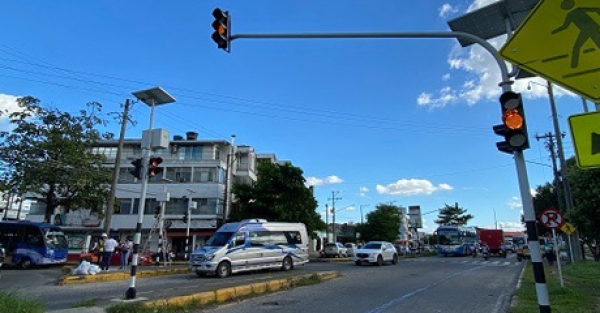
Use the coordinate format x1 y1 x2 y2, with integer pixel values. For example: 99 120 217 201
19 258 32 269
282 256 293 271
216 261 231 278
376 255 383 266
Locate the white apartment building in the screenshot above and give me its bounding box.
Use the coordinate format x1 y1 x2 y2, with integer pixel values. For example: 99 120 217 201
25 131 260 256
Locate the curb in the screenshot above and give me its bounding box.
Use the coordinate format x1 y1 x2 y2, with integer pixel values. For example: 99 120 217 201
141 271 341 309
58 267 190 285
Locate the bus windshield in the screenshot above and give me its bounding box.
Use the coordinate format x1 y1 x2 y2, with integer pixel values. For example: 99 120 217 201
437 229 461 245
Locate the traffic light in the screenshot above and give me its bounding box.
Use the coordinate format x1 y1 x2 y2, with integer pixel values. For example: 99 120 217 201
129 158 143 180
148 157 163 177
211 8 230 52
493 91 529 153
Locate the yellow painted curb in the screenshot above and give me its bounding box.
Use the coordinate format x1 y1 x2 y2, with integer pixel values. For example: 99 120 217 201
58 268 190 285
141 271 341 310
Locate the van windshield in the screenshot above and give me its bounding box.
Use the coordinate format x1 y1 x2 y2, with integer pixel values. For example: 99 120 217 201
206 232 234 246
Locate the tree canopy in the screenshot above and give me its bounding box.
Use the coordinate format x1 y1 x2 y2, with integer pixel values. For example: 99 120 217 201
355 204 402 243
229 161 324 236
434 203 473 226
0 97 112 222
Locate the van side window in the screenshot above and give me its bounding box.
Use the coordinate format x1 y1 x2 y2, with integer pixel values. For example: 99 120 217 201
249 231 269 247
270 232 288 245
284 231 302 244
234 232 245 247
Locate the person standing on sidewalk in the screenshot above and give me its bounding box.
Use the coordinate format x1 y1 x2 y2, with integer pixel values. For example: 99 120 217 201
100 233 119 271
119 236 133 270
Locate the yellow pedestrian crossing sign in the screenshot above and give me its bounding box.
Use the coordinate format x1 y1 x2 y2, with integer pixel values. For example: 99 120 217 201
560 222 576 235
499 0 600 100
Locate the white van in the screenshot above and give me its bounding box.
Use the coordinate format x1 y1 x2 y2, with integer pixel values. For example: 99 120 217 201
189 219 309 278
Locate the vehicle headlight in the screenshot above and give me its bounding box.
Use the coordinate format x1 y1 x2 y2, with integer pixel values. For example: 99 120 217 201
204 253 215 261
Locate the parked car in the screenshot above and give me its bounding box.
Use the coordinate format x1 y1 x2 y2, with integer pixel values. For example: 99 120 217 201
354 241 398 266
394 244 411 255
422 245 432 252
324 242 347 258
344 243 358 257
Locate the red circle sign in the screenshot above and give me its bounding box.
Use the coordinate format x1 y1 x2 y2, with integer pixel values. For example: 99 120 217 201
539 208 564 229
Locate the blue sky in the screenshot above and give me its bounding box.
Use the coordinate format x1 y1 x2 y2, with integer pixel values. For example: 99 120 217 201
0 1 589 233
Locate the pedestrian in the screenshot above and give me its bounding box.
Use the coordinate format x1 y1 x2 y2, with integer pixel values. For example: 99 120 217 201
120 236 133 270
100 233 119 271
544 241 556 266
0 243 5 280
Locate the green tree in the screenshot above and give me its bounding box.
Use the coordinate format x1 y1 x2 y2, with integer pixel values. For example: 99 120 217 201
229 161 324 236
355 204 401 242
0 97 112 223
566 157 600 260
434 202 473 226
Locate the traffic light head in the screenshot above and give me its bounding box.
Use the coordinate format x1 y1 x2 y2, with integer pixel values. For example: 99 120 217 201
148 157 164 177
211 8 230 52
493 91 529 153
129 158 143 180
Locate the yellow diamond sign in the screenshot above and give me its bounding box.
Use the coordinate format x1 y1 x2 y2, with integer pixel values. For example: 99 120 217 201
560 222 576 235
499 0 600 100
568 111 600 168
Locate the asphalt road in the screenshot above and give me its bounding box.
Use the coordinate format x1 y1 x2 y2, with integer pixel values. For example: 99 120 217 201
0 254 524 312
197 255 525 313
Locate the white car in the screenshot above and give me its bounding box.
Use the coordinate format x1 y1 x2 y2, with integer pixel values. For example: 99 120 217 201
354 241 398 266
323 242 347 258
344 243 358 257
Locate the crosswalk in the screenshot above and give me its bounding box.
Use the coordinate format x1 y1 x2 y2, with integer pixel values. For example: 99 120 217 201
403 257 523 267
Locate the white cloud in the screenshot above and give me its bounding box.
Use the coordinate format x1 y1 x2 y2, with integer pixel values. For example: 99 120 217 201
376 179 453 196
305 175 343 187
438 4 459 18
0 94 22 131
507 196 522 210
359 186 369 197
419 0 579 110
0 93 21 116
498 221 524 232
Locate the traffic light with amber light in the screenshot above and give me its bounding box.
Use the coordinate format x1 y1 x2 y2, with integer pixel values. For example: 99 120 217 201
148 157 164 177
493 91 529 153
211 8 230 52
129 158 143 180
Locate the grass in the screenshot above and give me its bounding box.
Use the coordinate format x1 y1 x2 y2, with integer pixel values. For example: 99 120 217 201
509 261 600 313
72 298 98 308
0 291 45 313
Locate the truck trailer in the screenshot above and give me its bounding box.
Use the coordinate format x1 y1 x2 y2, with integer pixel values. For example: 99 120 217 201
477 228 506 257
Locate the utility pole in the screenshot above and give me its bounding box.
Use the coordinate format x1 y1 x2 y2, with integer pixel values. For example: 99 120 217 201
104 99 131 233
546 82 583 262
328 191 341 242
222 135 236 225
359 204 369 224
325 204 329 243
536 133 565 215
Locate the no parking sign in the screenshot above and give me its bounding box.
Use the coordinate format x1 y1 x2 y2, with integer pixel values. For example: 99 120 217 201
539 208 564 229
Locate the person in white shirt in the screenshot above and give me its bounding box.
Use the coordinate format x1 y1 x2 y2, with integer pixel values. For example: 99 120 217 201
100 233 119 271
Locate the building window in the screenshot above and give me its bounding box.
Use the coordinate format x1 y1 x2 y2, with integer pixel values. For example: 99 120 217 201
184 146 203 160
117 199 132 215
166 167 191 183
193 167 216 183
118 168 135 183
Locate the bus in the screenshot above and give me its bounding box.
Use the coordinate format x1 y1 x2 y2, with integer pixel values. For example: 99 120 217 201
435 225 479 257
189 219 309 278
0 221 69 268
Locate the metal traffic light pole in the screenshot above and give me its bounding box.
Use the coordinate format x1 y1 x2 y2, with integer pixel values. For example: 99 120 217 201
221 26 551 313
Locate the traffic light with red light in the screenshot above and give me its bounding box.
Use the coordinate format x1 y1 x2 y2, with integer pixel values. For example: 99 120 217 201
493 91 529 153
129 158 143 180
211 8 230 52
148 157 164 177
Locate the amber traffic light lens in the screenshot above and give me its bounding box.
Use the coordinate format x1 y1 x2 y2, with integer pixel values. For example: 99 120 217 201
503 110 523 129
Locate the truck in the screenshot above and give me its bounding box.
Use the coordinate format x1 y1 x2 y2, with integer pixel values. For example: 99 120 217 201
477 228 506 258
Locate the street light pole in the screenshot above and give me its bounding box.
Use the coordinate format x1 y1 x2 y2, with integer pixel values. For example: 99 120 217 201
126 87 175 300
185 189 196 260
